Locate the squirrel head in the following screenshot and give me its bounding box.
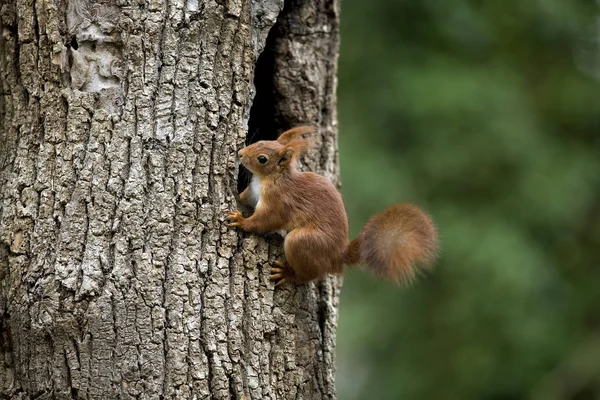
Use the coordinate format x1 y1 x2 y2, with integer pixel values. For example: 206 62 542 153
238 126 314 178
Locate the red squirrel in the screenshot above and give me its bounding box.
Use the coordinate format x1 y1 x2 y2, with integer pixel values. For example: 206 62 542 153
227 126 439 286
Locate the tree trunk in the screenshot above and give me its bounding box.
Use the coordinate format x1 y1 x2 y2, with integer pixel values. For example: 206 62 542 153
0 0 341 397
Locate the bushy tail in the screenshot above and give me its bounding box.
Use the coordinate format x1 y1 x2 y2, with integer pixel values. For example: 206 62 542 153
345 203 439 285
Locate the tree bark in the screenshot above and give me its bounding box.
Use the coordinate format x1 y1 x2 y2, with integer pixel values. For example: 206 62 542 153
0 0 341 397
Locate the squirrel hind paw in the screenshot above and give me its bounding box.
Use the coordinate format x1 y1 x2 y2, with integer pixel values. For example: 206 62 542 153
270 261 296 286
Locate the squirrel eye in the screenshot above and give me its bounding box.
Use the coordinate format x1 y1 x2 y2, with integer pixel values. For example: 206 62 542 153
257 155 267 164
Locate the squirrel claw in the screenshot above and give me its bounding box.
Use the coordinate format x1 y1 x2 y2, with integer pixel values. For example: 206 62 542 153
270 268 285 280
227 210 244 228
270 262 294 286
275 278 287 286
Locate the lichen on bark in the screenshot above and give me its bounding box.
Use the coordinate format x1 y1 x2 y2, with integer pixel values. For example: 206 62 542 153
0 0 341 398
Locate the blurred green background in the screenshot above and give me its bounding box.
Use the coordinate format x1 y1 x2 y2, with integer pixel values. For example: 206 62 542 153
335 1 600 399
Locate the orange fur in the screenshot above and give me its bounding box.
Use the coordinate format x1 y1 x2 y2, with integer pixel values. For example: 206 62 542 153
345 204 438 285
228 126 439 285
276 125 314 145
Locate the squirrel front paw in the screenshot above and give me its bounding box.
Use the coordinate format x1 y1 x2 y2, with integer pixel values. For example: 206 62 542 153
227 210 245 228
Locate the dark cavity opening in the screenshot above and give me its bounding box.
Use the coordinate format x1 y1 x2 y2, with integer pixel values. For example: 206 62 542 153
70 36 78 50
239 4 291 194
247 34 280 145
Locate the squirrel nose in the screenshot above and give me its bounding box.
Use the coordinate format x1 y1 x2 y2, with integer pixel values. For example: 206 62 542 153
237 150 242 158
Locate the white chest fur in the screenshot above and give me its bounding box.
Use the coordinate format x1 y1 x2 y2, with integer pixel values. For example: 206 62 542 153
249 176 287 238
250 175 261 208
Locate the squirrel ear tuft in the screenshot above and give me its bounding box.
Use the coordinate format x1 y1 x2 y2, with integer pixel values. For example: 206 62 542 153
278 146 295 166
277 126 315 145
277 126 313 158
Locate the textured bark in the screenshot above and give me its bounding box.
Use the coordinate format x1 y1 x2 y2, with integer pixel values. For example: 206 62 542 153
0 0 340 397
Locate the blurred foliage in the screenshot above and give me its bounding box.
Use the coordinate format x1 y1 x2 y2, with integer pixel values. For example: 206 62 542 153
335 1 600 399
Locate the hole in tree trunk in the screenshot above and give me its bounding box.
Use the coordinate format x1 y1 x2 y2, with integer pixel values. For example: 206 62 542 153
247 31 280 145
239 2 293 194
